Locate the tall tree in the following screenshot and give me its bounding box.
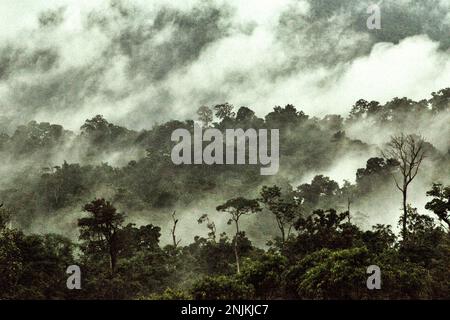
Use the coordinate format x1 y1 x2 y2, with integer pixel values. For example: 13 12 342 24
78 199 124 273
213 103 235 120
383 134 426 238
216 197 261 273
259 186 298 244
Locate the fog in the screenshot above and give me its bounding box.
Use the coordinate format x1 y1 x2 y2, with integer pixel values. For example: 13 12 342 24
0 0 449 246
1 0 450 130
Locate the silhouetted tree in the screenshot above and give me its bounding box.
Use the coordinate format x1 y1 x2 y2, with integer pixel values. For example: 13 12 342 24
383 134 426 238
213 103 235 120
259 185 298 244
216 197 261 273
78 199 125 273
171 211 181 247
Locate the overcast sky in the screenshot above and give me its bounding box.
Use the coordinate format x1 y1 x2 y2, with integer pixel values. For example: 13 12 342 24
1 0 450 130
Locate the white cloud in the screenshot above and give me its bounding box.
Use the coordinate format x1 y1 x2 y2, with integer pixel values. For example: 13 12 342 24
1 0 450 130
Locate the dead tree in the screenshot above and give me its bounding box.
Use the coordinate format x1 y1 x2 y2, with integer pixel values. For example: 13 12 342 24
383 134 426 238
171 211 181 247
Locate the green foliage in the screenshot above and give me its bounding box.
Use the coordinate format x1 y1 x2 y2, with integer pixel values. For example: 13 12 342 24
259 185 299 243
425 183 450 228
289 209 357 255
78 199 125 273
296 247 370 299
0 230 75 299
146 288 191 300
0 204 12 230
191 275 254 300
373 249 433 299
216 197 262 219
240 254 287 299
0 229 23 298
213 103 235 121
0 91 449 300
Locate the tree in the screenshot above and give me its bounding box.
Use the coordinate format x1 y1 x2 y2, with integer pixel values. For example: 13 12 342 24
383 134 426 238
198 214 217 243
118 223 162 256
78 199 125 273
361 224 396 254
429 88 450 113
293 209 354 254
196 106 213 127
80 115 111 144
294 247 371 299
235 107 257 123
355 157 399 194
213 103 235 120
80 115 133 147
259 185 298 244
425 183 450 229
295 175 340 210
9 121 66 155
399 206 445 267
348 99 381 121
265 104 308 128
216 197 261 273
171 211 181 247
0 203 12 230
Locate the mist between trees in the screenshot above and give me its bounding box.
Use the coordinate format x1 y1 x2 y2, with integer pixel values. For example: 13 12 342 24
0 88 449 299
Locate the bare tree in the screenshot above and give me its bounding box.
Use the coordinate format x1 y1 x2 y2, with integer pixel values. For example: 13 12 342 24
383 134 426 238
171 211 181 247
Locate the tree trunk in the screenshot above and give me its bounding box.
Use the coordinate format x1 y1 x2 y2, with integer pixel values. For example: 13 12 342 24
172 231 177 247
109 233 117 274
402 189 408 239
234 219 240 274
171 211 179 247
347 197 351 223
110 247 117 274
276 217 285 244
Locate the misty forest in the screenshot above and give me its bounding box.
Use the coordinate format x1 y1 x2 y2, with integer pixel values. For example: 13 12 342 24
1 91 449 299
1 0 450 300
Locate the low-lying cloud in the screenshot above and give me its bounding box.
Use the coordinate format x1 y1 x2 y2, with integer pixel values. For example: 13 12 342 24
0 0 449 132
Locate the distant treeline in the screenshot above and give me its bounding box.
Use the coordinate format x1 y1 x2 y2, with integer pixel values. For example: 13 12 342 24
0 88 448 230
